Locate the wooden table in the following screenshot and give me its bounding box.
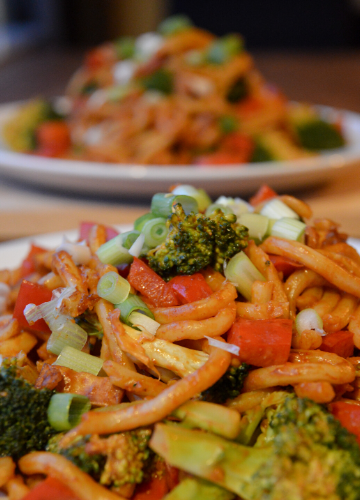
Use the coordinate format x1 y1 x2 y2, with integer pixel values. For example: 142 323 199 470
0 47 360 242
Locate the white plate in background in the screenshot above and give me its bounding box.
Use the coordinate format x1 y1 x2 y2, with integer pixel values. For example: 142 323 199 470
0 101 359 197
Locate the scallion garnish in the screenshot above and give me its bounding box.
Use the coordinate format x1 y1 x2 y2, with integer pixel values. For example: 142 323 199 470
116 293 154 324
260 198 299 220
151 193 198 217
97 271 130 304
96 234 132 265
53 346 104 375
171 185 212 212
47 393 91 431
224 251 266 301
141 217 168 248
238 213 269 243
270 217 306 242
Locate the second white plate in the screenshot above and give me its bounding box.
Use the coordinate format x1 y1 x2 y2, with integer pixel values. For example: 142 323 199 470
0 102 359 197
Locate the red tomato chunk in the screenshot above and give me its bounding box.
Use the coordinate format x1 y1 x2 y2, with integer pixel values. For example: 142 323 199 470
168 273 213 304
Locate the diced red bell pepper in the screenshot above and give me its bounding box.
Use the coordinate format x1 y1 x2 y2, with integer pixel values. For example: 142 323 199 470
249 184 277 206
269 255 304 278
168 273 213 304
20 244 47 277
132 475 168 500
320 330 355 358
127 257 179 308
13 280 52 333
79 221 119 243
227 318 293 367
221 132 254 161
22 477 80 500
330 401 360 446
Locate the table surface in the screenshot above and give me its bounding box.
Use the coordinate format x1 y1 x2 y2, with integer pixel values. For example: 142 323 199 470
1 46 360 244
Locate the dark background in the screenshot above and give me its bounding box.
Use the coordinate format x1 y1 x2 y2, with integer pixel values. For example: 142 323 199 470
4 0 360 51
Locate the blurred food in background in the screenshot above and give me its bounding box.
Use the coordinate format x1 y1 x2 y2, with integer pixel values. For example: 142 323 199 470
2 15 345 166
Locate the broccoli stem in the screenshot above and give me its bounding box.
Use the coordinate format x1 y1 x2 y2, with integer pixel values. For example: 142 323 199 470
163 477 235 500
150 423 273 499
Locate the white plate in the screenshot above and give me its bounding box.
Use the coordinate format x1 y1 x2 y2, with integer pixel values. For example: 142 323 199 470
0 101 360 197
1 228 359 271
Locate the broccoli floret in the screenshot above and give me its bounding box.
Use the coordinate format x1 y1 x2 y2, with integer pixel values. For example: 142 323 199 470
199 363 249 404
150 396 360 500
0 359 56 460
48 428 153 490
147 204 248 280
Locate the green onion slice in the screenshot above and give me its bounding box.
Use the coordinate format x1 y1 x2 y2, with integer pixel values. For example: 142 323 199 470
238 213 269 244
171 185 212 212
47 319 88 355
260 198 299 220
96 234 132 265
47 393 91 431
128 311 160 335
134 212 158 231
141 217 168 248
151 193 199 217
224 251 266 301
97 271 130 304
116 293 154 324
295 308 325 335
270 217 306 242
205 203 234 217
53 346 104 375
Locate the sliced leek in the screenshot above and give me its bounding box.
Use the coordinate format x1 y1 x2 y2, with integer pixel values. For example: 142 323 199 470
53 345 104 375
238 213 269 243
47 393 91 431
151 193 198 217
97 271 130 304
260 198 299 220
270 217 306 242
224 251 265 301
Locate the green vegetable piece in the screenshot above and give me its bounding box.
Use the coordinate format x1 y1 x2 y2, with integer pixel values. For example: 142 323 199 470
199 363 249 404
164 477 235 500
147 204 248 279
296 119 345 150
141 69 174 95
250 141 275 162
219 115 239 134
206 34 243 65
81 80 99 95
226 77 248 103
114 36 135 59
158 14 193 36
47 393 91 431
172 400 241 440
0 360 56 460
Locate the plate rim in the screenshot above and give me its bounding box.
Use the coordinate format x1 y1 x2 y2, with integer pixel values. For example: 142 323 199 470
0 100 360 194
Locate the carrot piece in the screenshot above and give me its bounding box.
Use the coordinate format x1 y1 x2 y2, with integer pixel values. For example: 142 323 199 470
330 401 360 446
227 318 293 367
35 120 71 156
249 184 277 206
168 273 213 304
268 255 304 278
127 257 179 308
20 244 47 277
13 280 52 333
320 330 354 358
22 477 80 500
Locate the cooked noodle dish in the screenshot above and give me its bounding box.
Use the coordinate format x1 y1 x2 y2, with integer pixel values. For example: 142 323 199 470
3 15 345 166
1 183 360 499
